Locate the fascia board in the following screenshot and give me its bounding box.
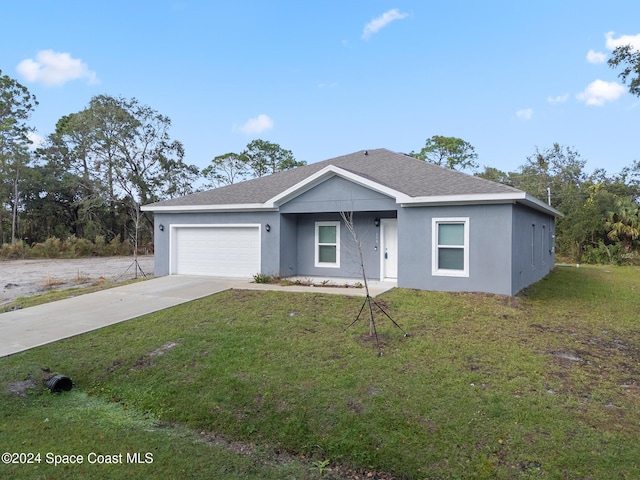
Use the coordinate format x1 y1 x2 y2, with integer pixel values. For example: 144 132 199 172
402 192 526 205
401 192 563 217
268 165 410 207
140 204 276 213
521 193 564 217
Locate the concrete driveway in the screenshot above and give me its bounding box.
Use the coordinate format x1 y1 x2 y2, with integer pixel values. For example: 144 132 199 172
0 275 395 358
0 276 245 358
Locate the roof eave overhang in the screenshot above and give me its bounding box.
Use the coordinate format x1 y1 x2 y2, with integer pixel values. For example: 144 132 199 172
140 204 277 213
402 192 563 217
519 193 564 217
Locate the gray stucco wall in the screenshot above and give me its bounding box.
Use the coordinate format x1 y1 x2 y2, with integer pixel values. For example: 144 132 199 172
510 204 556 294
398 204 515 295
290 211 396 280
279 175 397 214
279 214 298 277
152 193 555 295
152 211 280 277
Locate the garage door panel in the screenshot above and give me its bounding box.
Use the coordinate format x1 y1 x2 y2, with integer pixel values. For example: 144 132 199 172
173 226 260 277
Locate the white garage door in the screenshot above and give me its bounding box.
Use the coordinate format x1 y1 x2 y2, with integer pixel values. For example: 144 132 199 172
172 225 260 277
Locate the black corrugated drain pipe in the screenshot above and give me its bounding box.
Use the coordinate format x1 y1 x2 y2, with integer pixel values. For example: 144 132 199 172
44 374 73 392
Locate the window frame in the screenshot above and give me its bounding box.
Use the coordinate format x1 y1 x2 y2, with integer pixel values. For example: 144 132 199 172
432 217 469 277
314 221 340 268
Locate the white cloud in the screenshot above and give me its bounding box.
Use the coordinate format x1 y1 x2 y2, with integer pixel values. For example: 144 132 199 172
516 108 533 120
26 131 46 150
586 49 607 64
317 82 337 88
362 9 408 40
547 94 569 104
576 79 626 106
16 50 98 87
605 31 640 50
239 114 274 134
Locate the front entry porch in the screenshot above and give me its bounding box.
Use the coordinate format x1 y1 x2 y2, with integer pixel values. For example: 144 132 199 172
279 211 398 282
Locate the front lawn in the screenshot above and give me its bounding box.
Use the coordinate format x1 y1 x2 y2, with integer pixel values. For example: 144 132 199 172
1 266 639 479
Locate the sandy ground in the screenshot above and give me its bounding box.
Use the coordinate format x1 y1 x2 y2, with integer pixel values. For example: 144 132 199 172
0 256 155 306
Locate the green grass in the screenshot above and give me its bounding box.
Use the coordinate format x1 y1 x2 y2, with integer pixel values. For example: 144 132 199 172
1 265 640 479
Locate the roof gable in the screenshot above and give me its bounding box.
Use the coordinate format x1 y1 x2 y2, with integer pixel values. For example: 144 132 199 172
269 164 408 207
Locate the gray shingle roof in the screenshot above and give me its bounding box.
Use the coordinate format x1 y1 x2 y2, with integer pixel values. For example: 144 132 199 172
145 148 524 209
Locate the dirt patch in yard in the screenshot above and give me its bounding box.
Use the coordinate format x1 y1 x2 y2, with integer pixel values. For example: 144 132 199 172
0 256 154 306
7 379 37 397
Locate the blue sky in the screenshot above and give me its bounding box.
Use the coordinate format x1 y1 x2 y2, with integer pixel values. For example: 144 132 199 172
2 1 639 178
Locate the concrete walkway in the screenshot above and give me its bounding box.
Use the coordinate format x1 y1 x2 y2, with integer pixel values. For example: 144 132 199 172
240 278 395 297
0 276 395 358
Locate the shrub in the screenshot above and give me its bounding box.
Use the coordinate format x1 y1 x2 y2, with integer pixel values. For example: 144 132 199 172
253 273 272 283
582 241 626 265
1 236 137 259
622 250 640 266
94 235 107 256
0 241 27 259
105 237 131 256
118 238 132 255
30 238 65 258
69 235 94 256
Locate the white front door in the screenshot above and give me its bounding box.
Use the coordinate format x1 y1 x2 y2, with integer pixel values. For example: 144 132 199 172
380 219 398 280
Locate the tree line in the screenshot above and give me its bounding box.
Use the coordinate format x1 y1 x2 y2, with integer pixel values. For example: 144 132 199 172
1 71 305 257
1 43 639 262
476 144 640 264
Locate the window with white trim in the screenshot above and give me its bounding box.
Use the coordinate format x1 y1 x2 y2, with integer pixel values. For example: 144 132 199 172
315 221 340 268
432 218 469 277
